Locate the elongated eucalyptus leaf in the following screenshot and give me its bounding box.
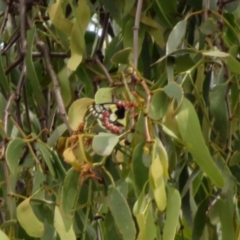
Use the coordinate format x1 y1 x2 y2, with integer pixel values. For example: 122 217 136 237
132 142 149 192
192 198 209 240
163 186 181 240
149 155 167 211
219 199 235 240
61 168 80 218
26 27 46 108
37 141 56 178
176 98 224 188
67 0 90 70
166 20 187 54
109 187 136 240
54 206 76 240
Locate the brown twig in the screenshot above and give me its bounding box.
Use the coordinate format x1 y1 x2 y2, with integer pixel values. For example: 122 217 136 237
36 41 72 134
0 2 10 37
133 0 143 70
32 52 69 58
95 58 113 86
131 73 152 142
2 94 15 220
5 55 24 75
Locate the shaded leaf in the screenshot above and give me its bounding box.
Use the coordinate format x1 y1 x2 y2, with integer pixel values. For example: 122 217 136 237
111 48 132 64
163 186 181 240
61 168 80 218
166 20 187 54
148 91 168 120
26 27 46 107
132 142 149 192
109 187 136 240
6 138 25 175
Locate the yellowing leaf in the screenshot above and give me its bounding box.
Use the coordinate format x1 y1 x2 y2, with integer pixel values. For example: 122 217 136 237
163 186 181 240
153 138 169 178
94 87 115 104
0 230 10 240
17 198 44 237
149 156 166 211
68 98 94 131
48 0 73 35
67 0 90 70
54 206 76 240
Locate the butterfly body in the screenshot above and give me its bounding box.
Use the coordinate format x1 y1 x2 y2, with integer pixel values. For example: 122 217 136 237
88 101 126 134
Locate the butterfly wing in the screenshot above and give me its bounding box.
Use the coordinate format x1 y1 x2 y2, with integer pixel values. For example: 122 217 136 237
88 102 126 134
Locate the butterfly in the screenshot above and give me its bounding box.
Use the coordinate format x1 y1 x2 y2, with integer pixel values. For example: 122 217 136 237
88 101 127 134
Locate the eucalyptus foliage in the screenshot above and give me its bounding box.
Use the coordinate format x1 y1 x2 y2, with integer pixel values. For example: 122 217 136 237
0 0 240 239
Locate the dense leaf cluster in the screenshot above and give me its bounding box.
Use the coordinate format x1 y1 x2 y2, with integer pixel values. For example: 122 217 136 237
0 0 240 239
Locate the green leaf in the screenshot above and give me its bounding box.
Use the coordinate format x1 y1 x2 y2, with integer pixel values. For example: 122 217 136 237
54 206 76 240
149 155 167 211
175 98 224 188
162 186 181 240
0 230 10 240
92 133 119 156
109 187 136 240
226 55 240 74
111 48 132 64
122 0 135 17
61 168 80 218
57 67 72 107
47 123 67 147
17 198 44 237
209 83 229 140
67 0 90 70
148 91 168 120
153 0 178 28
0 54 10 94
219 199 235 240
68 98 94 131
166 20 187 54
6 138 25 175
48 0 73 35
192 198 209 240
163 81 183 104
37 141 56 178
133 183 156 240
199 18 218 35
229 151 240 166
132 142 149 192
104 211 123 240
26 27 46 108
202 50 229 57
